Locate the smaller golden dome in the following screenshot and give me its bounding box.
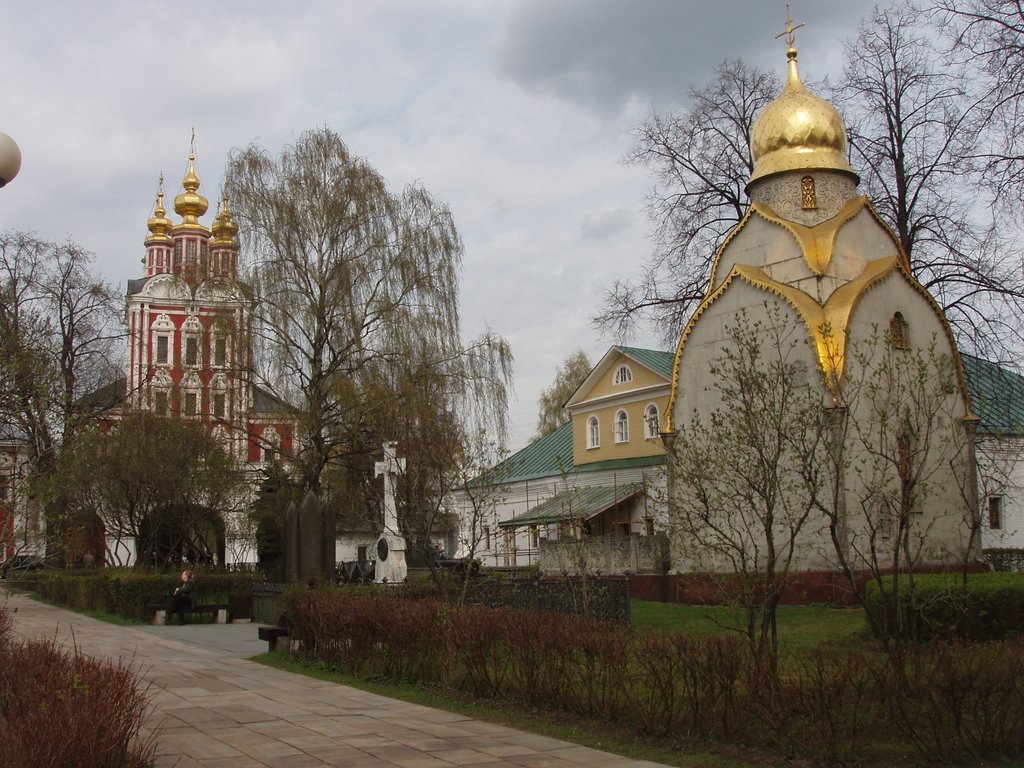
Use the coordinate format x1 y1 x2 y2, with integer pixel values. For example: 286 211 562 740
173 141 210 227
145 175 173 245
211 193 239 248
748 46 858 188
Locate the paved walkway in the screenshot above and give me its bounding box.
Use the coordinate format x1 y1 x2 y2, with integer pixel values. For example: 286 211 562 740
3 590 671 768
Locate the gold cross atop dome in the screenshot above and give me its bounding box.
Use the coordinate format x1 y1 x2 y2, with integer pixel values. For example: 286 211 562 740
775 2 804 50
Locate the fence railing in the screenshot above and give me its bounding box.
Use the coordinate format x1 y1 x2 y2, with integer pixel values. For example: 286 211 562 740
464 576 630 621
984 548 1024 572
251 581 288 624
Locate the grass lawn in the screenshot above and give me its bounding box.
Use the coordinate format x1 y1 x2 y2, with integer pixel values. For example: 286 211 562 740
631 599 872 654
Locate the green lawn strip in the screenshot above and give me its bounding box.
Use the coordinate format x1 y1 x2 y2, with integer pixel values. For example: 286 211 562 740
251 651 766 768
22 591 145 626
631 600 869 653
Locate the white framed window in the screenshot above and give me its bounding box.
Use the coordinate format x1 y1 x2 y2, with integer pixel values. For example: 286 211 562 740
153 390 169 416
151 314 175 367
213 336 227 367
182 315 202 368
213 393 226 420
613 364 633 385
183 391 198 417
988 496 1003 530
587 416 600 449
262 427 281 462
614 410 629 443
155 335 169 365
645 404 660 439
184 336 200 367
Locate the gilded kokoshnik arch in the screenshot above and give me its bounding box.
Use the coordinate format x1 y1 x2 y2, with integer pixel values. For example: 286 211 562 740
665 28 979 576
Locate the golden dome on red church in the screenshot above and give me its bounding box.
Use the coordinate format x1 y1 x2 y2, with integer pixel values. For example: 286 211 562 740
145 175 173 245
211 193 239 248
748 46 858 187
173 143 210 228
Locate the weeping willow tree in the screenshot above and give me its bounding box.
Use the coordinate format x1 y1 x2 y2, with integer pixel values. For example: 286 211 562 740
225 128 512 505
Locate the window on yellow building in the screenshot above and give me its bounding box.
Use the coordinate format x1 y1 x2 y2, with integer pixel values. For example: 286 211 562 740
615 410 629 443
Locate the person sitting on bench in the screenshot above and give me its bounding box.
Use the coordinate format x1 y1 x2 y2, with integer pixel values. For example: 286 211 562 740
168 570 196 624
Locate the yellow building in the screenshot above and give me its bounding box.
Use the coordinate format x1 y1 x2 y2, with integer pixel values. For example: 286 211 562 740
452 346 672 573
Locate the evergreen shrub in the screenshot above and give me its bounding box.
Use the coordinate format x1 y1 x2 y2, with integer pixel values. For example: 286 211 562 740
28 569 254 620
865 572 1024 641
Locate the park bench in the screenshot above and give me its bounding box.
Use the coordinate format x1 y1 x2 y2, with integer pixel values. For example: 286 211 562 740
146 603 230 625
257 625 290 652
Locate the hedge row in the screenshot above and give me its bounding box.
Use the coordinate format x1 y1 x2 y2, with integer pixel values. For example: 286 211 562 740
281 589 1024 764
14 570 253 621
0 603 157 767
866 572 1024 641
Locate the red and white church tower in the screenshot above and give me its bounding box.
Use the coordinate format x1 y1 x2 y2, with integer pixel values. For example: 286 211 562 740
123 141 292 466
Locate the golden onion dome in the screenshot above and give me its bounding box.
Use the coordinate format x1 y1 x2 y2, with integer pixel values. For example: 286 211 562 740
173 143 210 227
748 46 858 188
145 175 173 245
211 193 239 247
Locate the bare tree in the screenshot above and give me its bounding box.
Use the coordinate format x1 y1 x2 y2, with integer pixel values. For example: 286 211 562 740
596 61 777 343
814 331 976 652
535 349 592 438
668 306 829 667
835 2 1021 359
226 128 512 496
936 0 1024 209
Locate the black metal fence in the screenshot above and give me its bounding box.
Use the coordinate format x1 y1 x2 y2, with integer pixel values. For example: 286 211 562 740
463 576 631 622
984 548 1024 572
251 581 288 624
249 574 630 624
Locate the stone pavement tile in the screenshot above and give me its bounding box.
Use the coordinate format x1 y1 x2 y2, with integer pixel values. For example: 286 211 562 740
420 747 503 766
362 744 459 768
475 744 541 759
165 705 243 730
159 731 246 760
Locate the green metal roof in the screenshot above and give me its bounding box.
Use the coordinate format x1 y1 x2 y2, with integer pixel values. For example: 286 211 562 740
498 482 644 528
616 346 675 380
962 353 1024 436
479 420 665 486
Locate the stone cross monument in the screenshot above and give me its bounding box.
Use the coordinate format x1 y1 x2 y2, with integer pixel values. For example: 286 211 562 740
374 441 407 583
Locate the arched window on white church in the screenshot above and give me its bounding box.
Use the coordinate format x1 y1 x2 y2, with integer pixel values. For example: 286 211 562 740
587 416 600 449
890 312 908 350
645 404 660 439
615 410 629 443
613 364 633 385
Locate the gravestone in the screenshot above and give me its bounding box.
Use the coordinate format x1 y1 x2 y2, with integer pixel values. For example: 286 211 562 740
298 490 323 584
284 500 299 583
374 441 407 584
284 493 329 584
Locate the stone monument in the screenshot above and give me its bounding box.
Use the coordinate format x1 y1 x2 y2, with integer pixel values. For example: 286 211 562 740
374 441 407 584
284 492 329 584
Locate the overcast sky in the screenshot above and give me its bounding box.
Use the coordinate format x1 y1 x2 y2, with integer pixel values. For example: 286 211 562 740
1 1 890 451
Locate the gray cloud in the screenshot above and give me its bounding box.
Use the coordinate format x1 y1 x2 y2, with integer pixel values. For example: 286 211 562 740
494 0 885 114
